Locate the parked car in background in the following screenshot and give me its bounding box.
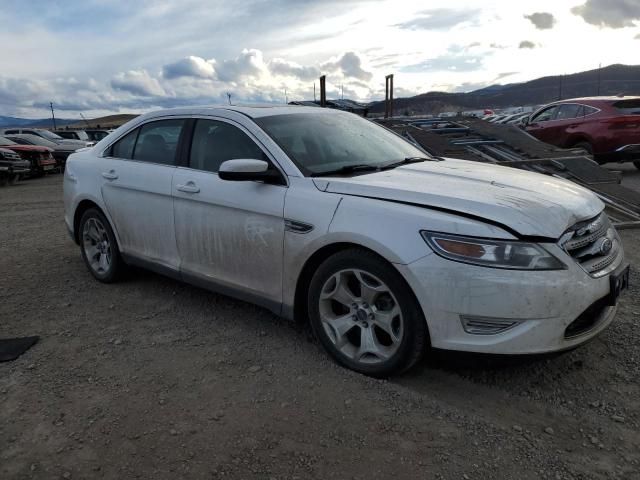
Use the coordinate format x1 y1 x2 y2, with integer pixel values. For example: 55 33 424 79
0 136 56 176
0 147 30 185
4 134 84 170
64 105 628 377
85 130 112 142
55 129 91 142
0 128 93 148
524 97 640 169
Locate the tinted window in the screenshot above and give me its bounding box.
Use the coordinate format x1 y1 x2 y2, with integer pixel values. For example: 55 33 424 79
584 106 598 115
612 100 640 115
556 104 582 120
189 119 266 173
132 119 185 165
4 129 19 134
531 106 558 123
110 129 138 159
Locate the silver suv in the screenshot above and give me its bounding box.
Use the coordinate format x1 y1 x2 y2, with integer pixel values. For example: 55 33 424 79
63 106 628 376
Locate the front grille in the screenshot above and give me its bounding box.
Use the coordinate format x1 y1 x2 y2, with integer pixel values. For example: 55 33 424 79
561 213 620 277
565 296 609 338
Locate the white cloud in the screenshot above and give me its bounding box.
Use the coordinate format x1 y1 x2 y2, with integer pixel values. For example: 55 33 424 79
163 56 215 79
111 70 165 97
571 0 640 28
524 12 556 30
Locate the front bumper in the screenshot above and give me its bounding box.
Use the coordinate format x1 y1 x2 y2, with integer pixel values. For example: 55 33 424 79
397 245 627 355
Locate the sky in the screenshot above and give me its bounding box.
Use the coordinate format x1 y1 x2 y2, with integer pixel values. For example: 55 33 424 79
1 0 639 119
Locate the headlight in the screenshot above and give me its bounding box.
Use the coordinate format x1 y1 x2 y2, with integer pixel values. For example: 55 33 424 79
421 231 566 270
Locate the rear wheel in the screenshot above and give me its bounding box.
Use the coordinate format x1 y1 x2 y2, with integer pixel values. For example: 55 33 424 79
79 208 125 283
634 161 640 171
308 249 428 377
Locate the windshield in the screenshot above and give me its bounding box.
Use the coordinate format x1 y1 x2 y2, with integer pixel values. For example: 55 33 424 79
0 137 16 146
254 112 428 176
38 130 63 141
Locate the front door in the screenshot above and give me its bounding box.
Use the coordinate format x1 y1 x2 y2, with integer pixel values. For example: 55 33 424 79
172 118 287 308
99 118 186 270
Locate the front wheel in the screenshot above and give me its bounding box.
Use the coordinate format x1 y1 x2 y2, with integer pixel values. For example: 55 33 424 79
633 161 640 171
79 208 125 283
308 249 428 377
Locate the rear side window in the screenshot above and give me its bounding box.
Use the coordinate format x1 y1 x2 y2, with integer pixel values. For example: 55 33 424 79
612 100 640 115
189 119 266 173
132 119 185 165
556 104 582 120
4 129 19 134
110 129 138 159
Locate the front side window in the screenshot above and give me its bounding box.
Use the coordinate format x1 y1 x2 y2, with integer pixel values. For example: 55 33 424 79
132 119 185 165
531 106 558 123
189 119 266 173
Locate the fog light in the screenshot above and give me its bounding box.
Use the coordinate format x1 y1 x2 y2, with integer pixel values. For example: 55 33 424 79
460 315 520 335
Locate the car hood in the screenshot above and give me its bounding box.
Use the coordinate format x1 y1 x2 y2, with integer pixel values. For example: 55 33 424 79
314 158 604 239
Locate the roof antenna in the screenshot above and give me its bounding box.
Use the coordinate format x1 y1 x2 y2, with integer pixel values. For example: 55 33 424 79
226 92 232 105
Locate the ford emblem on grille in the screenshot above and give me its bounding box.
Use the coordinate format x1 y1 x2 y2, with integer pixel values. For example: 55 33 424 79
598 238 613 255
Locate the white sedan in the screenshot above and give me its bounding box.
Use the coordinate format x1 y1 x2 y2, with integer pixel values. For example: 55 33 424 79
63 106 629 377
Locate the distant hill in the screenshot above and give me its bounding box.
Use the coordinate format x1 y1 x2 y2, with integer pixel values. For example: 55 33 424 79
0 116 76 128
64 114 138 129
370 64 640 115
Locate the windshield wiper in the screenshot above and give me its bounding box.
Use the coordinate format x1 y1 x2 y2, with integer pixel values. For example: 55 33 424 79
310 164 382 177
381 156 440 170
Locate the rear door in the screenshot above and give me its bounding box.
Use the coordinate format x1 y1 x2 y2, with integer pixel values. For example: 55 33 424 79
172 117 287 309
99 118 187 270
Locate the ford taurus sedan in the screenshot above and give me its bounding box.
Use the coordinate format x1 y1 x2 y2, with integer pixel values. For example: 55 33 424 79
63 106 629 377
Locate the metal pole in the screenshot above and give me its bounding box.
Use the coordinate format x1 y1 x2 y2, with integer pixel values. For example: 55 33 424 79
314 83 316 102
558 75 563 101
390 74 394 118
384 76 389 118
50 102 57 130
319 75 326 107
597 63 601 96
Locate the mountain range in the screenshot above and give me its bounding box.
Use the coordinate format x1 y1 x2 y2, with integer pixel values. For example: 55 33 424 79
369 64 640 115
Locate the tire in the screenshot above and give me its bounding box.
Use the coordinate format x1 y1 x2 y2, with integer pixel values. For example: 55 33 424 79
0 176 7 187
573 141 592 155
8 174 18 185
307 248 428 377
634 161 640 171
79 208 125 283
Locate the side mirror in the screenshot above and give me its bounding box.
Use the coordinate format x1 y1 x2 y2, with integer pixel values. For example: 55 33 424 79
218 159 281 183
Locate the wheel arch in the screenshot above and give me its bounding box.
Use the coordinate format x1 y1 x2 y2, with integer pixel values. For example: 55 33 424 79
73 199 121 250
292 242 422 328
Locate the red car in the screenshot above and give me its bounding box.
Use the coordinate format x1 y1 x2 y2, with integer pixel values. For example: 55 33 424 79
0 136 57 176
524 96 640 169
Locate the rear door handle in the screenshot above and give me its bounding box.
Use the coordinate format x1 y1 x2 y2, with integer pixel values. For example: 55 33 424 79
176 182 200 194
102 170 118 180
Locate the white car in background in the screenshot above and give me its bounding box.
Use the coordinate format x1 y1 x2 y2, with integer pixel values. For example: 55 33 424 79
63 106 629 377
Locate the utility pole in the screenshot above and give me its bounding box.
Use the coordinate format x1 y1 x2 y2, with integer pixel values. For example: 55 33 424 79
313 83 316 102
385 74 394 118
558 75 563 101
226 93 232 105
319 75 327 107
50 102 57 130
597 63 602 96
284 87 288 104
341 84 344 100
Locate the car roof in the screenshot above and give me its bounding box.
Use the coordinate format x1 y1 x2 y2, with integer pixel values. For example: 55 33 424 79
554 96 640 104
138 104 338 121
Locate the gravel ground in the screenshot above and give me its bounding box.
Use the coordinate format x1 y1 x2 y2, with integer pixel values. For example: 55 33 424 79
1 174 639 480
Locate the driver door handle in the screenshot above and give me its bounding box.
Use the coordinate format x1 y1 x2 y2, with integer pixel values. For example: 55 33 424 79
176 182 200 194
102 170 118 180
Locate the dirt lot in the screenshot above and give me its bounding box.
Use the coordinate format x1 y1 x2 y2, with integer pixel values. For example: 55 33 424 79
1 174 639 480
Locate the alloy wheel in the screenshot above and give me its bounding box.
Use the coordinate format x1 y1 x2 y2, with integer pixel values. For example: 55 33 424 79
82 217 112 275
318 269 404 365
